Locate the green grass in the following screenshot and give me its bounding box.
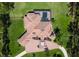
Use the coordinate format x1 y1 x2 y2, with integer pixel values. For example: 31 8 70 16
8 18 25 56
23 49 64 57
10 2 52 17
8 2 71 56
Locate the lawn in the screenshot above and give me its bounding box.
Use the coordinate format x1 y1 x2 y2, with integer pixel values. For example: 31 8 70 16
8 18 25 56
8 2 71 56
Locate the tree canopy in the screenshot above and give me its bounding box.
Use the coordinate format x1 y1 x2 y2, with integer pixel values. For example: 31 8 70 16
0 2 14 14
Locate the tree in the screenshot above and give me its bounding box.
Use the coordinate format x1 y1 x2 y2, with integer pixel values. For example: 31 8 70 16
54 27 62 45
0 2 15 57
66 2 79 57
0 2 14 14
54 27 60 37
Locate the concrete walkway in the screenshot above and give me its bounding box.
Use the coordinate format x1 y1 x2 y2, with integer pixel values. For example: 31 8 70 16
15 50 27 57
58 46 68 57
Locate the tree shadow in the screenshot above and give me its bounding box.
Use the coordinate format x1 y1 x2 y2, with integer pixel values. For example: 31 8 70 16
32 53 36 57
44 48 50 57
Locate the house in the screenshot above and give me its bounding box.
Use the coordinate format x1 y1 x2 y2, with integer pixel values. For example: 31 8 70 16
18 9 59 53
